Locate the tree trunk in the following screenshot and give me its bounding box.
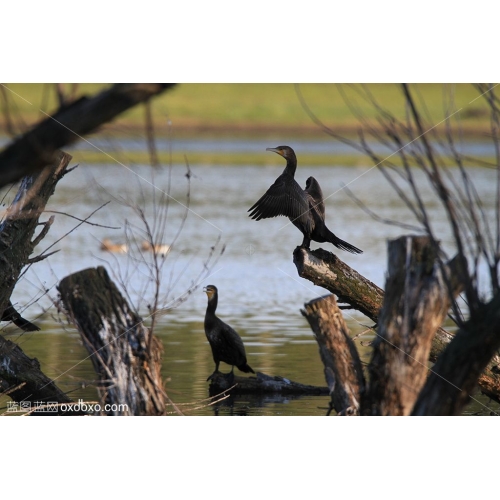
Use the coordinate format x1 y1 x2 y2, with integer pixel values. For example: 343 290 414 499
301 294 365 415
0 151 72 319
366 236 461 415
58 266 167 416
413 291 500 415
0 151 79 414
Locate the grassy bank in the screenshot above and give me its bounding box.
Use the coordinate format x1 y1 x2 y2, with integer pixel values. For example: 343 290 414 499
1 83 495 166
1 83 492 134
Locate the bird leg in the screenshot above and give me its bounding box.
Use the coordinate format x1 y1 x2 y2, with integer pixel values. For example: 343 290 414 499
300 236 311 250
224 367 236 385
206 371 220 381
207 362 221 381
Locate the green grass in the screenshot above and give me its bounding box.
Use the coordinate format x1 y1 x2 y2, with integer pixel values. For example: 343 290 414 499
1 83 495 166
1 83 492 134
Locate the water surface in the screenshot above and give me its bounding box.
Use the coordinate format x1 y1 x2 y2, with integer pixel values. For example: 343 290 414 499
1 159 498 416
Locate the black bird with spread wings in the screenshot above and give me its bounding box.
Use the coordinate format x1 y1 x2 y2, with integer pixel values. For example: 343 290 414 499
203 285 255 381
248 146 363 253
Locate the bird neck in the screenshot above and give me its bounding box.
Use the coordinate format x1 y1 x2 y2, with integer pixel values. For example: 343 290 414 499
283 157 297 177
206 296 218 316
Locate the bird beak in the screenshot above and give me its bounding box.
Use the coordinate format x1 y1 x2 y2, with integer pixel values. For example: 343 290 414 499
266 147 283 157
203 287 208 293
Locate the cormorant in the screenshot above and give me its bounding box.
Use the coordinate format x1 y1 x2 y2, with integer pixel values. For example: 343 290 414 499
248 146 363 253
203 285 254 381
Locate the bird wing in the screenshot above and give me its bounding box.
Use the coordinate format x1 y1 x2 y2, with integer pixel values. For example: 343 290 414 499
305 178 326 221
218 320 247 364
248 175 310 223
305 192 325 230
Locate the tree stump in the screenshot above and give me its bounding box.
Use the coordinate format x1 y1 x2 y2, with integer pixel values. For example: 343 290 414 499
366 236 460 415
302 294 365 415
58 266 167 416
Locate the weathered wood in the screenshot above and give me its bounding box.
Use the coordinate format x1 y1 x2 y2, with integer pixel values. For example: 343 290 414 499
0 152 77 413
301 294 365 415
0 83 176 187
208 371 329 396
294 246 383 320
366 236 461 416
293 245 500 403
1 301 40 331
0 337 75 414
0 151 72 323
413 291 500 415
58 266 167 416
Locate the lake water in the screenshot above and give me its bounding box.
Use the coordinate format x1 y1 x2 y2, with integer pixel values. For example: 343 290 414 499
1 152 499 416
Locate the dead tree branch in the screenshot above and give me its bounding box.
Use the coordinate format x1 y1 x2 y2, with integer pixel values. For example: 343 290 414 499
0 151 72 319
0 337 75 414
0 151 81 412
294 246 383 320
0 83 176 187
144 100 159 167
294 245 500 404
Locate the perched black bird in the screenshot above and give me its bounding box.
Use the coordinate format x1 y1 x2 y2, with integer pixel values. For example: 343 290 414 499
203 285 254 381
248 146 363 253
1 301 40 332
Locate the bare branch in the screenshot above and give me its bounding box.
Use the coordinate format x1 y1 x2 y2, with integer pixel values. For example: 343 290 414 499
0 83 176 187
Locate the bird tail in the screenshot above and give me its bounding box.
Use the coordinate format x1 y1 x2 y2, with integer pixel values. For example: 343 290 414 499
326 229 363 254
238 363 255 374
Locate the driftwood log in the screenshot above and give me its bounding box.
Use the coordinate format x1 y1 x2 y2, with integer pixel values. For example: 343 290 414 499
294 246 500 404
58 266 167 416
301 294 365 415
0 83 176 187
294 247 384 320
208 371 328 396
